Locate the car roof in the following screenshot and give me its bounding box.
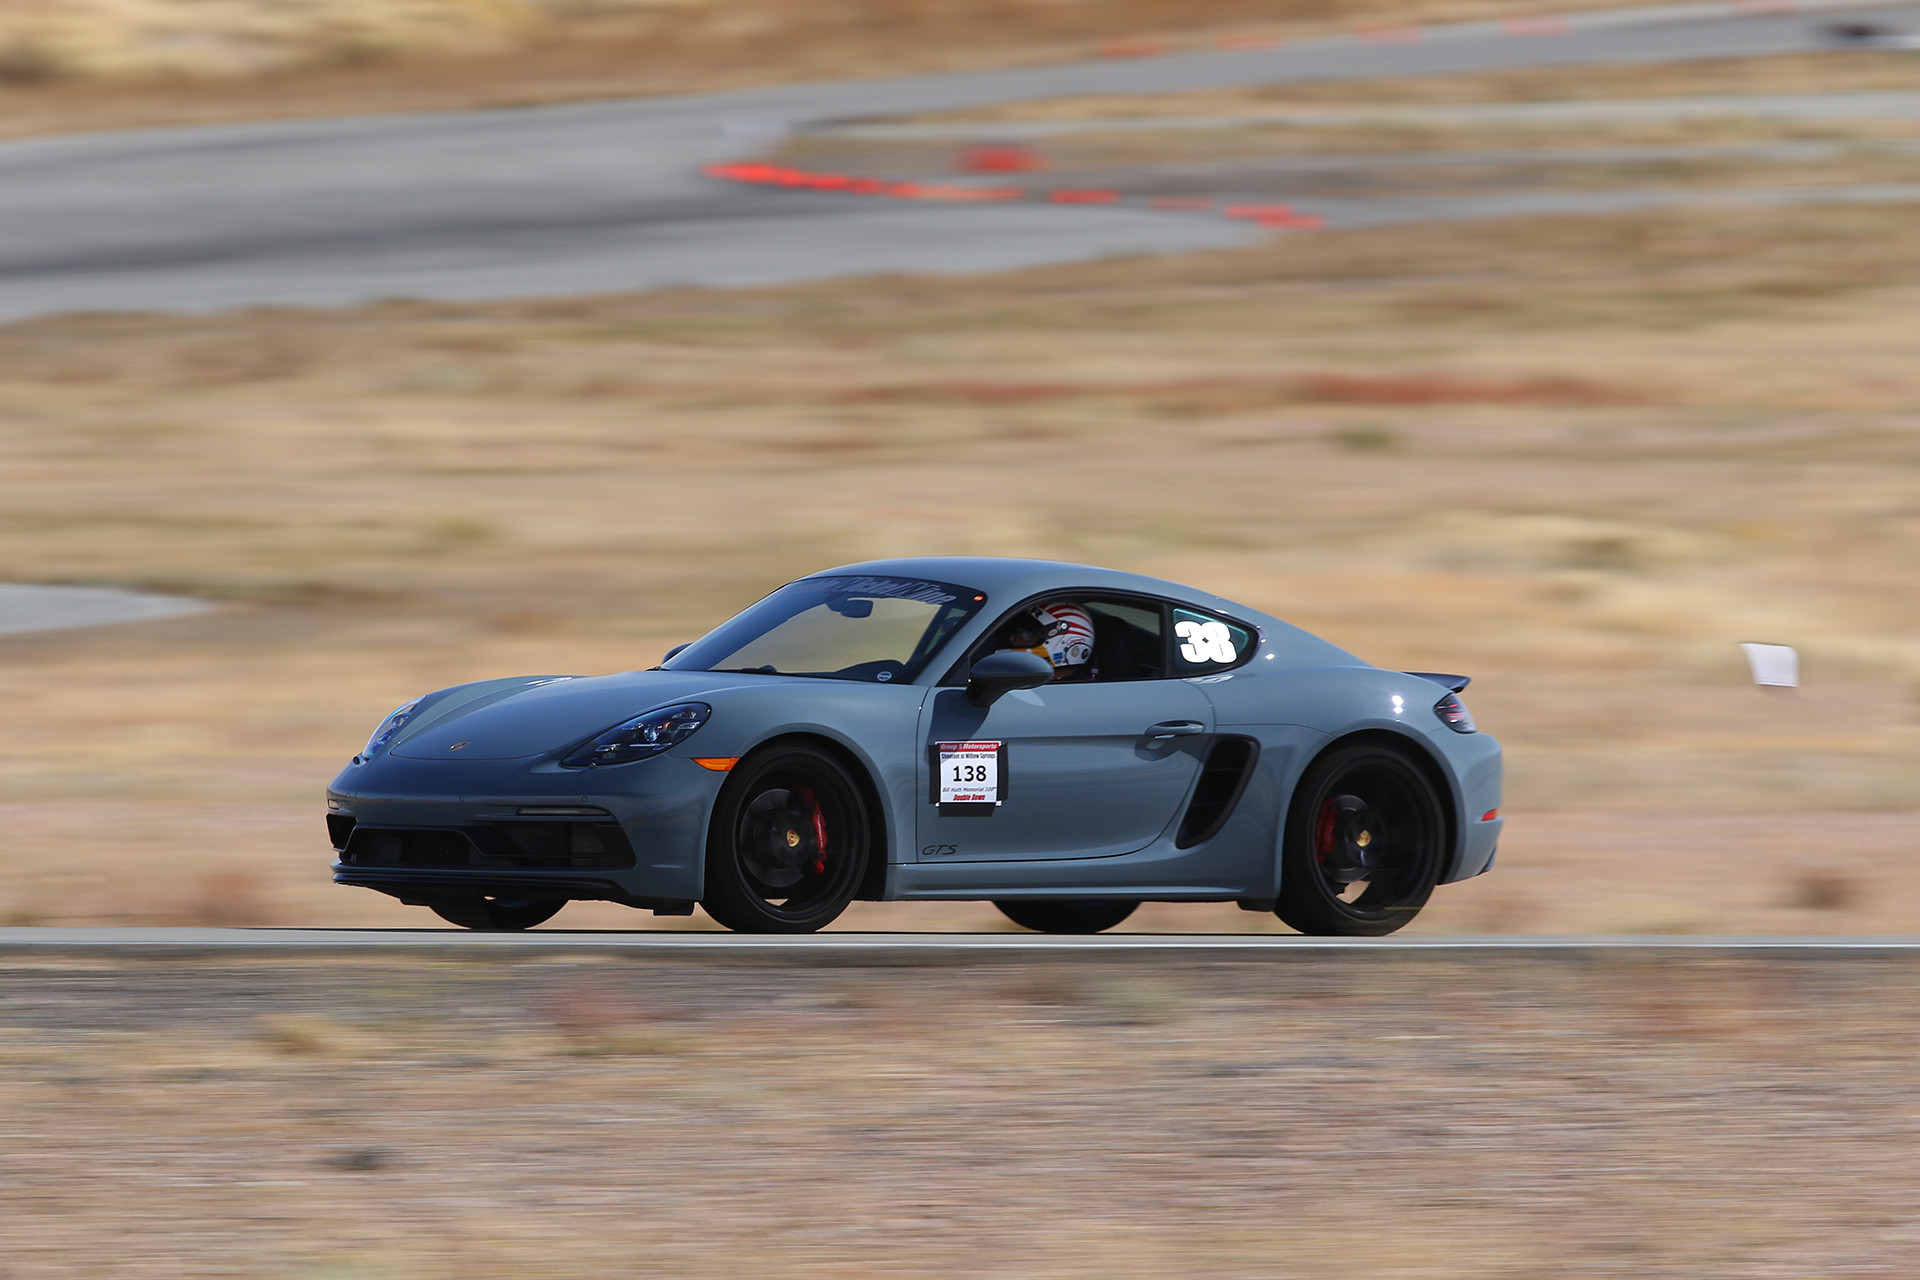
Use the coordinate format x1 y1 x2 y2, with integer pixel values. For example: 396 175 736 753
807 556 1267 622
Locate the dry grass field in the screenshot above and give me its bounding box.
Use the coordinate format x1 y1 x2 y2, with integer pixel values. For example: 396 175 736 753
0 0 1694 141
1 190 1916 933
4 949 1920 1277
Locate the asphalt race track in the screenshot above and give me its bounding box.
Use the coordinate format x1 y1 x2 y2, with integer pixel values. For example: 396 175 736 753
2 928 1918 951
2 0 1918 321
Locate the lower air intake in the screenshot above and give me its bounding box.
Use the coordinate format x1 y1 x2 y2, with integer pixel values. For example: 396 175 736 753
343 828 476 868
494 821 636 870
340 823 635 871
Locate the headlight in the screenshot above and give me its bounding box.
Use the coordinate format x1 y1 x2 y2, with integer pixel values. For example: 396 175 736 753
562 702 710 768
1433 690 1477 734
360 698 422 760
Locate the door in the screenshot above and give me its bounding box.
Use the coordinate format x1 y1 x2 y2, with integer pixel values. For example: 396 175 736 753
914 678 1215 862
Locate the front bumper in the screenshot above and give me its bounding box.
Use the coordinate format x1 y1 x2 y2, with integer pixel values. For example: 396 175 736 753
326 751 726 907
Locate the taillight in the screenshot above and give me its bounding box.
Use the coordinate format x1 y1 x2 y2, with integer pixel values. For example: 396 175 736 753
1434 691 1477 733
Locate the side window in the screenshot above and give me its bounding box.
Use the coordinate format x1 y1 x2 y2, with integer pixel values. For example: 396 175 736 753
1082 599 1163 682
960 595 1166 683
1171 607 1254 676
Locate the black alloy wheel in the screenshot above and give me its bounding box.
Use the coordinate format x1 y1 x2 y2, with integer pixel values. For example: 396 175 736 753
1276 743 1445 936
702 744 870 933
993 899 1139 935
428 895 567 931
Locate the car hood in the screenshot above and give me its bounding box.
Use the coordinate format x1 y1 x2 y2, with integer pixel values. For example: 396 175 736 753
387 670 753 761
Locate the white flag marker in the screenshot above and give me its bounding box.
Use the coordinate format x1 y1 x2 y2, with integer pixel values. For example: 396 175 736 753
1740 642 1799 689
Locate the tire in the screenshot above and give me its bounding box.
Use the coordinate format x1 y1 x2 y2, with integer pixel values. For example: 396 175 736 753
428 896 566 931
1276 742 1445 937
701 744 871 933
993 899 1139 935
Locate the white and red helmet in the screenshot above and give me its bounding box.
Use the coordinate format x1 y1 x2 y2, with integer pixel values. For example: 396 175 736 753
1026 602 1095 672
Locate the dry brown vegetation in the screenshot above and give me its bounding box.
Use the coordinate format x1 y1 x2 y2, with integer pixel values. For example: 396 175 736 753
1 191 1916 933
0 0 1698 141
5 950 1920 1276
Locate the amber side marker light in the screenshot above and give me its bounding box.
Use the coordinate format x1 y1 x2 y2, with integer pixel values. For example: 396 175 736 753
694 758 740 772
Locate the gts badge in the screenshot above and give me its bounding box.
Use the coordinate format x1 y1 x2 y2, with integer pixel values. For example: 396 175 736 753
920 844 959 859
449 741 470 751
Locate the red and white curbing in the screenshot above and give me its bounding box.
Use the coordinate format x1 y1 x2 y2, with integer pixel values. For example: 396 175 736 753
703 162 1326 230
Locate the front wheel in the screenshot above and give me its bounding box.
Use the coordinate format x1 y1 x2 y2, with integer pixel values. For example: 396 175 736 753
429 896 566 931
701 744 871 933
993 899 1139 935
1276 743 1445 937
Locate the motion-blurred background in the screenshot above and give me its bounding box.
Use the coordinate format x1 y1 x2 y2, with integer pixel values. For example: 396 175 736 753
1 0 1917 932
9 6 1920 1279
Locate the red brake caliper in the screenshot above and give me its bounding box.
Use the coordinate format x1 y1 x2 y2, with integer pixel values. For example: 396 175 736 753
1314 799 1338 866
794 786 828 876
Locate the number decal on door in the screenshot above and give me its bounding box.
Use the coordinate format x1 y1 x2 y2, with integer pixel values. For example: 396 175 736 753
1175 617 1239 664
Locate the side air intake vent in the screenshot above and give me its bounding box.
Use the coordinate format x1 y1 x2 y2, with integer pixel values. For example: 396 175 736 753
1176 737 1258 849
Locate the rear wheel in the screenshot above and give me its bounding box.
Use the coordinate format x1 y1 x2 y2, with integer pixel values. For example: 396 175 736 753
993 899 1139 935
1276 743 1445 937
702 744 870 933
428 896 566 931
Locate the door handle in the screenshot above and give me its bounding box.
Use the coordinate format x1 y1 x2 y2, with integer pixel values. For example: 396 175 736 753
1145 720 1206 739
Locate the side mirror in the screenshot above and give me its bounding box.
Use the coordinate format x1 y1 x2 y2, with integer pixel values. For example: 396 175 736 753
965 650 1053 707
663 643 690 662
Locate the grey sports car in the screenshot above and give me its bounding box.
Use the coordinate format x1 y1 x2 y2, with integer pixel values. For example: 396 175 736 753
327 557 1501 934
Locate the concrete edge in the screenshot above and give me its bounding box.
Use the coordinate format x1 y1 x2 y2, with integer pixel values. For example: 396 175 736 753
1 928 1917 952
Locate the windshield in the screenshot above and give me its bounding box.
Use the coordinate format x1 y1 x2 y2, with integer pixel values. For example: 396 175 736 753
662 575 987 683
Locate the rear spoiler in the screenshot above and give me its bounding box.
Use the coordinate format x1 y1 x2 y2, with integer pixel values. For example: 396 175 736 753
1406 671 1470 693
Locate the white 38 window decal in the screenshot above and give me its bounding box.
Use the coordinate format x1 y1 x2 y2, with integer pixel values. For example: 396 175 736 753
1176 618 1239 665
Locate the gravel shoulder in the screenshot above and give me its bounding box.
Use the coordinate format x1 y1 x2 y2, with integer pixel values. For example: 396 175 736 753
4 948 1917 1277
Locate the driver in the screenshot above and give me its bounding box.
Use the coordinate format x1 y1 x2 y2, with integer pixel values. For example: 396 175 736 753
1001 602 1096 682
